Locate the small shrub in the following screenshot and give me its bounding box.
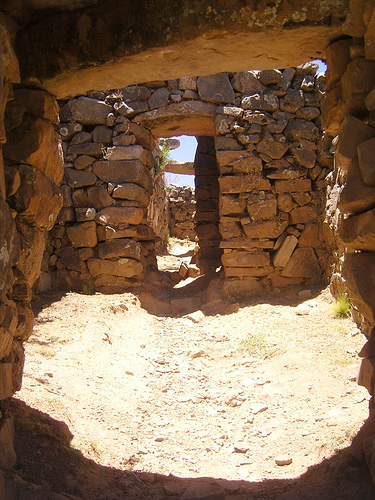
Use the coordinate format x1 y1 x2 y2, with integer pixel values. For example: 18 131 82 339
155 141 171 175
332 294 351 318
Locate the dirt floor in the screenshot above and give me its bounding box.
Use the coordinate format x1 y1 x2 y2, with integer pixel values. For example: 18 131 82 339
4 241 375 499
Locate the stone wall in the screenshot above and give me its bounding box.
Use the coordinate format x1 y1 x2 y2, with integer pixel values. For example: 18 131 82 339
319 10 375 479
168 184 196 241
50 67 331 291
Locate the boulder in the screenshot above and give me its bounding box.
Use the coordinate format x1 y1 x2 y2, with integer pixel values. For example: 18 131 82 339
60 97 113 125
95 206 145 226
93 160 152 193
10 165 63 230
66 221 97 248
358 137 375 186
197 73 235 103
88 258 143 278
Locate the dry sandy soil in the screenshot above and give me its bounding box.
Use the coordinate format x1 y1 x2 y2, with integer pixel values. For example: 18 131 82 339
4 241 375 499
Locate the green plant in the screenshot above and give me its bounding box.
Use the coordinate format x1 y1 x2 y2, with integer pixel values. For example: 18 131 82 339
332 294 351 318
155 141 171 175
238 332 279 358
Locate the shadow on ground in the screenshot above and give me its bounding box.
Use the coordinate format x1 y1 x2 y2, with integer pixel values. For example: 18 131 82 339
5 399 375 500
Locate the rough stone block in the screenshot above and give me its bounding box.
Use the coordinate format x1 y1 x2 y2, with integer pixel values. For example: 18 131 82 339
74 154 95 170
231 71 265 93
66 221 97 248
256 136 288 159
290 147 316 169
298 223 319 247
343 251 375 324
289 206 319 224
97 224 154 241
0 199 20 282
247 199 277 221
92 125 113 145
341 59 375 100
335 116 375 171
241 216 288 239
65 168 97 188
0 363 12 399
275 179 311 193
4 117 64 185
358 357 375 395
68 141 103 157
111 183 149 207
88 257 143 278
339 159 375 214
219 174 271 194
105 145 153 167
222 250 270 268
95 206 145 226
280 248 321 279
325 38 352 89
273 235 298 267
241 92 279 112
280 90 305 113
98 239 143 260
87 186 114 209
60 97 113 125
75 207 96 221
148 87 170 109
197 73 235 103
284 119 319 141
358 137 375 186
259 69 282 85
224 266 272 278
14 88 59 123
216 150 262 173
219 196 246 216
112 133 136 147
222 279 261 297
93 160 152 193
340 208 375 251
0 417 16 470
10 165 63 230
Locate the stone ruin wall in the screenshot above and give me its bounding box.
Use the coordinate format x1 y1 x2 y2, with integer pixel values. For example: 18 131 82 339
1 0 375 485
46 67 332 294
168 185 196 242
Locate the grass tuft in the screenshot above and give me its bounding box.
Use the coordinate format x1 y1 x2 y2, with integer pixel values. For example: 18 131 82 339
332 294 351 318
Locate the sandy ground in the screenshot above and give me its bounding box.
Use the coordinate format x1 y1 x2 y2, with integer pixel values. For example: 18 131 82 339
5 242 375 499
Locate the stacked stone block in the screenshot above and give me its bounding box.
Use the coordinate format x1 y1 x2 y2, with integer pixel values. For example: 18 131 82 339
168 185 196 241
45 97 160 293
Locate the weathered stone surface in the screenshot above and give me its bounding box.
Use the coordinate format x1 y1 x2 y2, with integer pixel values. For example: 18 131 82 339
339 160 375 214
341 59 375 100
112 133 136 147
242 93 279 112
170 297 202 316
16 222 46 287
342 0 366 37
365 88 375 112
325 38 352 89
0 417 17 470
148 87 170 109
358 137 375 186
112 183 150 207
60 97 113 125
280 90 305 113
0 363 12 399
68 141 103 157
280 248 320 279
222 278 261 297
298 223 319 247
295 106 320 120
66 221 97 248
290 147 316 168
284 119 319 141
339 209 375 251
74 154 95 169
65 168 97 188
164 161 194 175
97 224 154 241
275 179 311 193
105 145 153 167
289 206 319 224
256 135 288 159
231 71 265 94
75 206 96 222
216 151 262 173
242 216 288 239
343 252 375 324
93 160 152 193
219 196 246 216
259 69 282 85
92 125 113 144
10 165 63 231
197 73 235 103
13 88 59 124
273 235 298 267
98 239 143 260
335 116 375 170
95 206 145 226
87 258 143 278
247 199 277 221
219 174 271 194
365 6 375 60
222 251 270 268
87 186 114 209
0 199 20 288
277 193 294 212
4 118 64 185
134 101 216 137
